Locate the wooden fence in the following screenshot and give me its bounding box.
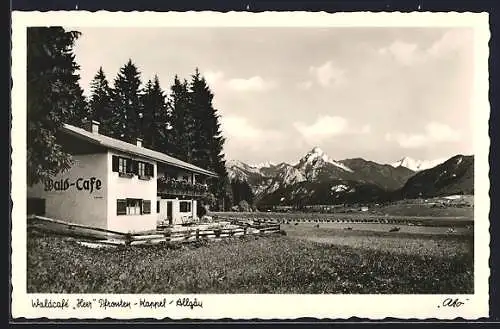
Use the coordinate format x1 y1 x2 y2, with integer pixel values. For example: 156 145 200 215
212 212 473 228
27 215 281 246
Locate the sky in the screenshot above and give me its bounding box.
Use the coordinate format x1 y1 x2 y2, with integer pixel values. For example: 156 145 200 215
69 27 475 165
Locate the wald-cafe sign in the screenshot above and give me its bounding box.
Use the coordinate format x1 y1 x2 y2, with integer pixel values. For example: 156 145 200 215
44 177 102 193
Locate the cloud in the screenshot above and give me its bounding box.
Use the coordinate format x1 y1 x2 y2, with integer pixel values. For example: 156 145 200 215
204 70 225 85
386 122 461 149
427 30 467 57
221 116 262 139
308 61 345 87
360 124 371 134
378 41 419 66
221 115 282 145
297 80 313 90
378 31 469 66
294 116 370 143
203 70 277 92
228 76 277 92
425 122 461 142
221 115 285 153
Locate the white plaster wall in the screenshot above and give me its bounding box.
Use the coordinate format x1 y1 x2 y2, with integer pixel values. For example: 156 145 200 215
106 150 158 233
172 199 180 224
192 200 197 220
27 153 108 228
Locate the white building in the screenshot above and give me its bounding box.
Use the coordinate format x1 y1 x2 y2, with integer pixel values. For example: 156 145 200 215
27 121 218 233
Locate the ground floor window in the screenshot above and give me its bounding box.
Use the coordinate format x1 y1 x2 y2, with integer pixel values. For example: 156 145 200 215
127 199 142 215
179 200 192 213
117 198 152 215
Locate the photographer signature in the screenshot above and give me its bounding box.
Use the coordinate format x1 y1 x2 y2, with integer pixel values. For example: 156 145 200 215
438 297 469 308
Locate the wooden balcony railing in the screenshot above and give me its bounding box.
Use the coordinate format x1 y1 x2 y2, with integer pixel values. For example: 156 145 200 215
157 178 209 197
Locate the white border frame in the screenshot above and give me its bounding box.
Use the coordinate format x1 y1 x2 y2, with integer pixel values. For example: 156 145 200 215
11 11 490 320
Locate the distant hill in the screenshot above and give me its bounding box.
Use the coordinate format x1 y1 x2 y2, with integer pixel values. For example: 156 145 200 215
227 148 474 207
399 155 474 199
339 158 415 190
227 147 416 206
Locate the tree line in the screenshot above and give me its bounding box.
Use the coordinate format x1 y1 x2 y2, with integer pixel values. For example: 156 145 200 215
27 27 234 210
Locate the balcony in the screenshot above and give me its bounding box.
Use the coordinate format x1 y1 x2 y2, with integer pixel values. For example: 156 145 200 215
157 177 209 198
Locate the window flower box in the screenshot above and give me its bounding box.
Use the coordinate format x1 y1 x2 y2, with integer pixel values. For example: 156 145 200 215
119 172 134 178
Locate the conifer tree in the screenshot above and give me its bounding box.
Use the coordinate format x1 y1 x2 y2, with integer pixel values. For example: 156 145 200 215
231 179 255 206
27 27 86 186
188 69 229 208
110 59 143 142
141 75 169 150
88 67 113 136
168 75 194 161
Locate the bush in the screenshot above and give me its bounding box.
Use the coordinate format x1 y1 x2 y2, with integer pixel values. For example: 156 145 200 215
238 200 251 212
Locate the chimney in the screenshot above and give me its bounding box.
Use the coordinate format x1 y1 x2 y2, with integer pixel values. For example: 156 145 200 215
91 120 100 134
136 137 143 147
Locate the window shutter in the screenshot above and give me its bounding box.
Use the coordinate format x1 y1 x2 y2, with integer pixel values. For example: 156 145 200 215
126 159 134 173
143 200 151 214
147 163 154 177
117 199 126 215
112 156 119 172
133 160 139 174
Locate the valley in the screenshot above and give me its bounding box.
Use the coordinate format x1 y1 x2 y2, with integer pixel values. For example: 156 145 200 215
227 147 474 209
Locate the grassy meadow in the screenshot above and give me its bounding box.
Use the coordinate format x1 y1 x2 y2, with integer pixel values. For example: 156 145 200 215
27 224 473 294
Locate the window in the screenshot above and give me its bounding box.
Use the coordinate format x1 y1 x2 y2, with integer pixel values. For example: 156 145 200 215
117 199 127 215
127 199 142 215
117 199 145 215
112 156 136 177
138 162 146 177
136 161 154 179
119 158 128 173
179 201 192 213
143 200 151 214
156 201 160 213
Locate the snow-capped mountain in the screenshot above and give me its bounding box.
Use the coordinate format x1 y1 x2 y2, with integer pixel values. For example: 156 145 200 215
251 161 276 169
390 156 447 172
226 147 474 206
400 155 474 198
296 147 354 175
227 146 415 200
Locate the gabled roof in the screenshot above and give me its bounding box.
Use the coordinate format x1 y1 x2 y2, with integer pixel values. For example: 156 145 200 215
62 124 218 177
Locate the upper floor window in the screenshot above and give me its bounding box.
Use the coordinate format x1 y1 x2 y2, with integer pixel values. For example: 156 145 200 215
118 157 129 174
138 162 146 177
112 155 154 179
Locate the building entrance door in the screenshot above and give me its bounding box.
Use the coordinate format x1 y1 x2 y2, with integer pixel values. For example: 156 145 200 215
167 201 173 225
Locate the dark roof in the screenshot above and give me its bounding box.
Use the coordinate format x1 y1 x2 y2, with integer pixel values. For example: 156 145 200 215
62 124 218 177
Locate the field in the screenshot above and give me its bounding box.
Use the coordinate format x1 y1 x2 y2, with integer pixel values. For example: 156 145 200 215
213 204 474 227
27 218 473 293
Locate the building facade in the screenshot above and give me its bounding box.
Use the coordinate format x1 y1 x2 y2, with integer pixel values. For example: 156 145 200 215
27 121 217 233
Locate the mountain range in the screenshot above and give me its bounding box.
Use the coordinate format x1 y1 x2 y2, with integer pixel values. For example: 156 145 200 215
226 147 474 207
